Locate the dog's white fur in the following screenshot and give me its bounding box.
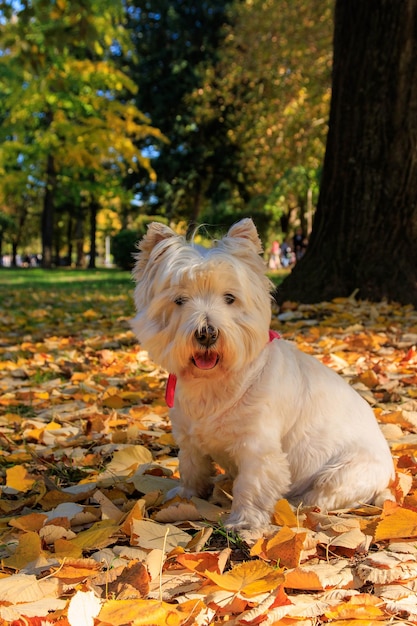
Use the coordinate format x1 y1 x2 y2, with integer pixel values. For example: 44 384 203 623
131 219 394 531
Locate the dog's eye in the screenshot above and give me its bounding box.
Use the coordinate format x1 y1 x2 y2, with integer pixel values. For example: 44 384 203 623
174 296 187 305
224 293 235 305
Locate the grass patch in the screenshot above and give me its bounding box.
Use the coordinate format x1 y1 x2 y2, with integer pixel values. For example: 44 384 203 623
0 267 132 292
0 267 289 292
268 269 290 288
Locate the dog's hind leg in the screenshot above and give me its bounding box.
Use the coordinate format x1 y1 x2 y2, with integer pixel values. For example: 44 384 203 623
298 448 394 511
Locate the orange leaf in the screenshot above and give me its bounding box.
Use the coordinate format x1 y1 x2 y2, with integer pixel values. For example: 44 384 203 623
54 562 101 583
374 506 417 541
265 527 307 568
325 594 385 619
120 499 146 536
177 550 227 575
108 560 150 599
9 513 48 532
284 561 354 590
54 538 83 559
354 370 379 389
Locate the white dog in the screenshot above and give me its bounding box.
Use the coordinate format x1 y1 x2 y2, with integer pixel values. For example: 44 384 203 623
131 219 394 531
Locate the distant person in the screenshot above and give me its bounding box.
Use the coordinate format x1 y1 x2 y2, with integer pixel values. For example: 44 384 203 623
280 240 295 268
268 240 281 270
293 228 307 261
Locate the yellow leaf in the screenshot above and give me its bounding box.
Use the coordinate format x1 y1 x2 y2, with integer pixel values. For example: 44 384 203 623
71 372 89 382
6 451 31 463
3 531 44 570
156 433 177 447
105 445 153 477
272 498 298 526
374 506 417 541
204 561 284 596
34 391 49 400
6 465 37 492
98 598 182 626
54 538 83 560
70 520 119 550
102 394 126 408
326 621 386 626
82 309 98 318
120 499 146 536
354 369 379 389
131 519 190 551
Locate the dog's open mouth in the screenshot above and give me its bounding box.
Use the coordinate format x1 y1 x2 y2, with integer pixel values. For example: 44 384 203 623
192 351 219 370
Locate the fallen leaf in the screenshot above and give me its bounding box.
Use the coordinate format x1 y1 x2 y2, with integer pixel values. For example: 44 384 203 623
67 589 102 626
98 598 183 626
374 506 417 541
2 531 44 570
6 465 37 492
204 560 285 596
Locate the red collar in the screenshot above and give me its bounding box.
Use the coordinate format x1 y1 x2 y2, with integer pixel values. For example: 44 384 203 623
165 329 281 408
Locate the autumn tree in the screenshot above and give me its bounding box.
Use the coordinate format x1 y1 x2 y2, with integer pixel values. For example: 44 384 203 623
128 0 332 232
191 0 332 229
126 0 232 223
277 0 417 307
0 0 164 267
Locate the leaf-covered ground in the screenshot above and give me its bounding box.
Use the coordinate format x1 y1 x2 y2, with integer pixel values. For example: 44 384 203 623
1 270 417 625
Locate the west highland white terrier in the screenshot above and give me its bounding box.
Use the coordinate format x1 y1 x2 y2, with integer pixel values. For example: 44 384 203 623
131 219 394 531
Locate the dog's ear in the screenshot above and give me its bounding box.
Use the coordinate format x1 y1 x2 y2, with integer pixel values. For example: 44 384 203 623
140 222 176 255
226 218 263 253
133 222 177 276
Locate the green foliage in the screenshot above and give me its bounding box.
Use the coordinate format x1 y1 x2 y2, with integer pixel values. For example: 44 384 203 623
0 0 334 262
111 230 140 270
111 217 168 270
127 0 332 231
126 0 234 221
0 0 166 265
191 0 332 227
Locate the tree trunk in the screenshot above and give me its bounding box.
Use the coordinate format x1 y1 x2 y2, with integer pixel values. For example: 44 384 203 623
88 199 99 269
67 213 73 266
12 241 18 267
276 0 417 307
42 154 56 269
75 215 85 267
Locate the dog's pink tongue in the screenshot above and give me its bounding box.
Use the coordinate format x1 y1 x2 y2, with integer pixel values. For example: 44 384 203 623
193 352 218 370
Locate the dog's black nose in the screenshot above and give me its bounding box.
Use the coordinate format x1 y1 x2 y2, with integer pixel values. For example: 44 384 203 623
195 325 219 347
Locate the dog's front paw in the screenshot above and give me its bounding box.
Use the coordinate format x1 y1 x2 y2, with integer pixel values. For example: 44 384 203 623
165 485 197 501
225 507 271 534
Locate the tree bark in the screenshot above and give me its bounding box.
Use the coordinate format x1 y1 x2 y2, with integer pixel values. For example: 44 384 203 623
75 215 85 268
276 0 417 307
42 154 56 269
88 199 99 269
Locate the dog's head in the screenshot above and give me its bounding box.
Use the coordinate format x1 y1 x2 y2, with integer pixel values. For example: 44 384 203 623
131 218 273 377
